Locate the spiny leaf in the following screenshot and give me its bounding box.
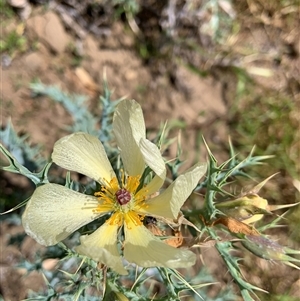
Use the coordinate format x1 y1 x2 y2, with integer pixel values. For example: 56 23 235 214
0 143 51 186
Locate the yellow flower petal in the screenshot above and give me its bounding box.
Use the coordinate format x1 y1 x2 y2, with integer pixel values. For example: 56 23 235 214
76 222 127 275
113 100 166 179
139 175 165 197
124 223 196 269
22 184 103 246
52 132 115 184
139 138 166 179
113 99 146 176
141 163 207 219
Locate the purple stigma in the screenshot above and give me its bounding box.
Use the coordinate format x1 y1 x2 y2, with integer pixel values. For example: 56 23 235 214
116 188 131 205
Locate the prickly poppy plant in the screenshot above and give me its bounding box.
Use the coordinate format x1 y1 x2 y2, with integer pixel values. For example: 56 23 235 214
22 100 207 275
1 82 299 301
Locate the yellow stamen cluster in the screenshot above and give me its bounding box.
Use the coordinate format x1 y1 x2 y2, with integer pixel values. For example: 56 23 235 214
93 172 148 229
124 211 144 228
93 177 119 213
108 212 124 227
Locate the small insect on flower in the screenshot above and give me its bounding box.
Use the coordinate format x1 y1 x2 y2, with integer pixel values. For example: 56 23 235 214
144 216 165 237
22 99 207 275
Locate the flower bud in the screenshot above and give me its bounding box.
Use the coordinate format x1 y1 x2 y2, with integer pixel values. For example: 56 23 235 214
216 194 271 224
216 193 299 224
242 235 300 269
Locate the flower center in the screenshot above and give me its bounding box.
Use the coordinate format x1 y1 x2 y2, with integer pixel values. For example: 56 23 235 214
94 172 149 218
115 188 131 205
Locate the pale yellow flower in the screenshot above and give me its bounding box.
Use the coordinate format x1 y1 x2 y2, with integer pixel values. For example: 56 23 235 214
22 99 207 275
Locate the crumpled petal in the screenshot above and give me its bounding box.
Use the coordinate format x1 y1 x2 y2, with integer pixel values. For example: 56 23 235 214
123 223 196 269
113 99 146 176
139 162 207 219
139 138 166 179
22 184 103 246
113 100 166 179
52 132 115 184
76 221 127 275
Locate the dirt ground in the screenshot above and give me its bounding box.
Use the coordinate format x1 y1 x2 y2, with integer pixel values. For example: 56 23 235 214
1 2 299 300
